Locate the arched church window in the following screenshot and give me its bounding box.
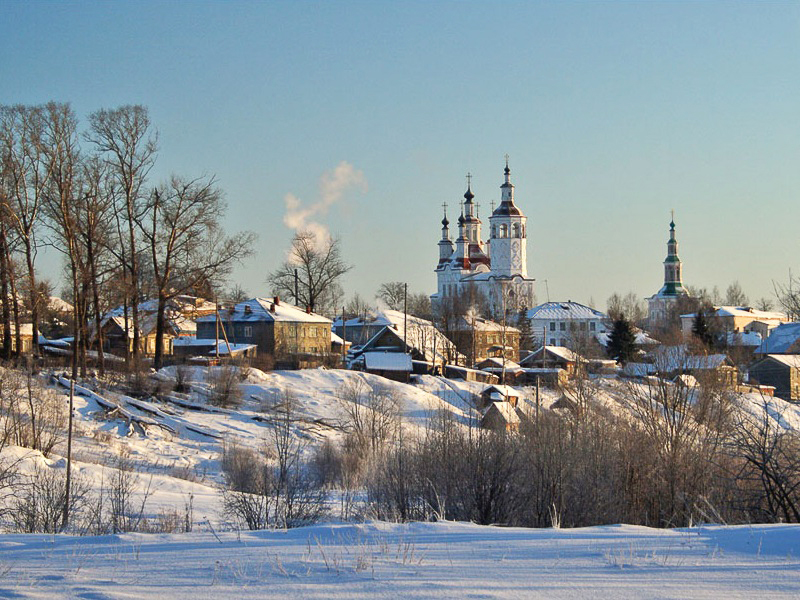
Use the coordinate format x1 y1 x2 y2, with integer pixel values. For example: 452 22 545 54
500 224 508 238
512 223 520 238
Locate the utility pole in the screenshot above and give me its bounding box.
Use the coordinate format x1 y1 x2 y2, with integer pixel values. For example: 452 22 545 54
341 306 346 367
403 282 408 353
294 268 299 307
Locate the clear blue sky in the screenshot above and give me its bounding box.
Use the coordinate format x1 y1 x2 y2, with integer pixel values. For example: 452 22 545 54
2 1 799 309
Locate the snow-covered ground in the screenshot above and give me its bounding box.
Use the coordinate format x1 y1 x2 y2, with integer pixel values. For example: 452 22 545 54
3 366 800 597
0 520 797 598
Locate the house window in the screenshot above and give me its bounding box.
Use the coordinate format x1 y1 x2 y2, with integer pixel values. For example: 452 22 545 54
590 322 596 332
550 338 556 346
580 322 586 331
549 322 556 331
559 323 566 331
243 326 253 338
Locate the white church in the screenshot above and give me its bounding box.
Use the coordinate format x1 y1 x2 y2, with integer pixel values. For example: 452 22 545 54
431 160 536 316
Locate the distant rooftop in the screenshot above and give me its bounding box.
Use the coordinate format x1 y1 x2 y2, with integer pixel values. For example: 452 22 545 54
527 301 607 321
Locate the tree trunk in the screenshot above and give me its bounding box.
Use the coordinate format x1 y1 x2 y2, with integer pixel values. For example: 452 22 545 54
153 292 167 370
23 241 39 358
0 222 12 360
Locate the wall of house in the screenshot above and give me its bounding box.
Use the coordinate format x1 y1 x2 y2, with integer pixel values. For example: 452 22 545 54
750 360 793 401
530 317 605 348
274 322 329 356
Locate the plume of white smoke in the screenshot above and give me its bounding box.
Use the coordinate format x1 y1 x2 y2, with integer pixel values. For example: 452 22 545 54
283 161 367 250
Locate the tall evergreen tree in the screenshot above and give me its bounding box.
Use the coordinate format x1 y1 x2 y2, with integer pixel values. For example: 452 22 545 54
516 307 534 357
692 307 714 348
607 315 637 364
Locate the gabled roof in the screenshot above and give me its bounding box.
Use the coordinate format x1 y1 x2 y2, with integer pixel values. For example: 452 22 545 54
520 345 581 366
355 310 463 364
527 301 607 321
754 354 800 369
452 315 520 333
196 298 331 325
482 402 521 424
481 384 520 397
476 357 522 372
757 322 800 354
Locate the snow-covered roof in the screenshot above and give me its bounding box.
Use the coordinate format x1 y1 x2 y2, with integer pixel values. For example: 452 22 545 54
757 322 800 354
452 315 520 333
595 330 658 347
716 306 787 320
477 357 521 370
482 384 520 397
173 337 217 347
726 330 762 347
521 345 582 365
543 346 580 362
756 354 800 369
681 306 788 322
483 401 520 424
210 342 257 356
527 301 607 321
48 296 73 313
331 331 346 345
622 363 656 377
356 310 463 365
363 351 412 372
196 298 331 325
648 346 730 371
173 337 255 355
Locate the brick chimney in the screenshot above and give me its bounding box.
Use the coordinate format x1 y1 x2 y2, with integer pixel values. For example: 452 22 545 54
306 305 311 314
274 295 280 306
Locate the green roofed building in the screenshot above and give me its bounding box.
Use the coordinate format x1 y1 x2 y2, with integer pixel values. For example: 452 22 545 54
647 215 690 326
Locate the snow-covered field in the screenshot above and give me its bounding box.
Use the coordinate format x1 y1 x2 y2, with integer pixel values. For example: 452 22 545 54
0 520 798 598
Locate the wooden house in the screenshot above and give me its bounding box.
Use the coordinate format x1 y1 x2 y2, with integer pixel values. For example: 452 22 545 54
196 297 331 368
481 402 521 432
479 384 521 409
748 355 800 402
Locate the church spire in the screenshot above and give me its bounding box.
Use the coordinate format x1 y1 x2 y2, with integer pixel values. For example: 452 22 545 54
437 202 454 268
661 212 686 296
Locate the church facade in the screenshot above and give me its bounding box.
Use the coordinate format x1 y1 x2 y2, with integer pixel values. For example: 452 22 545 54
431 161 535 317
647 216 690 326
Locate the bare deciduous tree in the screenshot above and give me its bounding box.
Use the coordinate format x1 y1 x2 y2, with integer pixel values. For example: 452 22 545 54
269 230 351 316
137 175 255 369
724 281 749 307
376 281 406 310
0 104 50 357
86 105 157 363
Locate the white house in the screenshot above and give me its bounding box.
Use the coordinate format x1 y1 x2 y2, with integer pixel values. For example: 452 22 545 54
527 301 608 348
